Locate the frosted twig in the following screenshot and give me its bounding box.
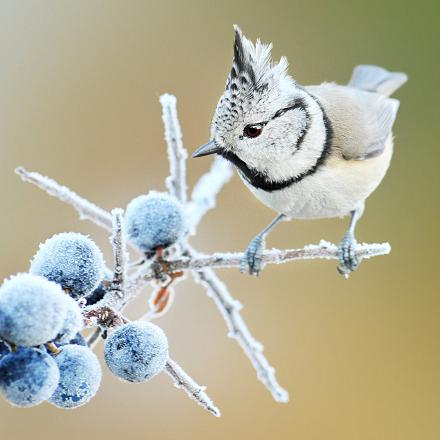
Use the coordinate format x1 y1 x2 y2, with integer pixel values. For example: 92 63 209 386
15 167 112 231
170 241 391 271
165 358 221 417
110 208 127 298
190 262 289 403
160 94 187 203
126 241 391 291
186 157 233 232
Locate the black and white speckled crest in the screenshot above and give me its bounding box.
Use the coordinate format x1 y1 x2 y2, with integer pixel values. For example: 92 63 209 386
213 25 293 133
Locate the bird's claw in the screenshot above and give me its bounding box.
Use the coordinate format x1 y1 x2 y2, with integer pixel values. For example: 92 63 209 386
240 235 265 276
337 233 360 278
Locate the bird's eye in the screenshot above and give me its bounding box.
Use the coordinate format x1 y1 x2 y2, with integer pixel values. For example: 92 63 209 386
244 124 263 138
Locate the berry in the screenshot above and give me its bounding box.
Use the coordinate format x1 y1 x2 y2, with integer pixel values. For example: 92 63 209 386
30 232 105 298
0 274 67 346
104 321 168 383
55 296 84 344
124 191 186 252
0 348 59 407
49 344 101 409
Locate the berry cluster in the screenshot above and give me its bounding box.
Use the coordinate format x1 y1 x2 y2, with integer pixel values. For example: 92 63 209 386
0 192 180 409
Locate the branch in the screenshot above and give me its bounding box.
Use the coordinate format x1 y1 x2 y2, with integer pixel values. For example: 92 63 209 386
190 262 289 403
127 241 391 290
109 208 127 298
15 167 112 231
165 358 221 417
160 94 187 204
186 157 233 233
170 240 391 271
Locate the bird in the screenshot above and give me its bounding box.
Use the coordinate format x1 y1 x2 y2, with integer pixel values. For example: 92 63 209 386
192 25 407 277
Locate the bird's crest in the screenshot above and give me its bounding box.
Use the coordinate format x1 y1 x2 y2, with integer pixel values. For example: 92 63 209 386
226 25 291 92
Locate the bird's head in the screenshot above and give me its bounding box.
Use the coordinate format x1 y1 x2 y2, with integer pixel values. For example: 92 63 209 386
193 26 310 181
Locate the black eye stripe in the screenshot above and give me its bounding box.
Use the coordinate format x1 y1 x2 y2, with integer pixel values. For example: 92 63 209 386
272 98 308 120
244 98 308 129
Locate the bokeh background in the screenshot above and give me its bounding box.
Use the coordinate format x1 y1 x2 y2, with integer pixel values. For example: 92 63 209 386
0 1 438 439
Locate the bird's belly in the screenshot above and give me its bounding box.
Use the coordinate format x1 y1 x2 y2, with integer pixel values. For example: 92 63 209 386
244 139 393 219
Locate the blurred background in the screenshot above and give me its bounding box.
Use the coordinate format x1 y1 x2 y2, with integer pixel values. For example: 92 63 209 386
0 1 438 439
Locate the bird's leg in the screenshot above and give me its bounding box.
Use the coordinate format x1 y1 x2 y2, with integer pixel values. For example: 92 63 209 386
240 214 286 276
338 207 363 278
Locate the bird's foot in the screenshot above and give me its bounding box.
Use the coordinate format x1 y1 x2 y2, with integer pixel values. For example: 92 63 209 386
337 233 360 279
240 235 266 276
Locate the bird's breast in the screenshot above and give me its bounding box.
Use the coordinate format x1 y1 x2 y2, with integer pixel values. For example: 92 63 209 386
241 137 393 219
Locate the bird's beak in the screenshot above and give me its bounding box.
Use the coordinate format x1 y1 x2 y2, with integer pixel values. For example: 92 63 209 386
192 140 222 158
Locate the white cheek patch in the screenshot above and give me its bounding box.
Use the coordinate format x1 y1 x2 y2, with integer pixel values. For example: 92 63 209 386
238 108 310 173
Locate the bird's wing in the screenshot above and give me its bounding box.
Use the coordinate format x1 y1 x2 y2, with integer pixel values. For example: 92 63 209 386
349 65 407 97
306 83 400 160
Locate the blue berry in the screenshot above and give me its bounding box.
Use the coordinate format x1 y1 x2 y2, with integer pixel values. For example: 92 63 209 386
55 296 84 344
0 348 59 407
49 344 101 409
0 274 68 346
30 232 105 298
104 322 168 383
124 191 186 252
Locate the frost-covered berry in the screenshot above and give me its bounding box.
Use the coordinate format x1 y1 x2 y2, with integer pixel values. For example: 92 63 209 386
49 345 101 409
55 296 84 344
0 348 59 407
0 274 67 346
124 191 186 252
104 321 168 383
30 232 105 298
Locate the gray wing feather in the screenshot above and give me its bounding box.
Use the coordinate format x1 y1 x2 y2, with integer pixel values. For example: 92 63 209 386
307 84 400 160
349 65 408 97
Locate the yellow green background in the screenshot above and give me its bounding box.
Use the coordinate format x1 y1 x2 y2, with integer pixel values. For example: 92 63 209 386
0 1 438 439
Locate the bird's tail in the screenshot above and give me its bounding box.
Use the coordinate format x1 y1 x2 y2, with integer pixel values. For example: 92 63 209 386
348 65 408 97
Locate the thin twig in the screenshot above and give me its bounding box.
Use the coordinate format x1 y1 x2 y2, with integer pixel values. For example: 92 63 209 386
190 260 289 403
186 156 233 233
165 358 221 417
160 94 187 204
86 328 102 348
15 167 113 231
110 208 127 298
